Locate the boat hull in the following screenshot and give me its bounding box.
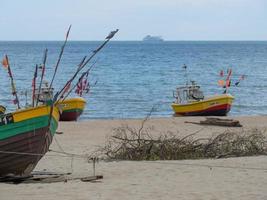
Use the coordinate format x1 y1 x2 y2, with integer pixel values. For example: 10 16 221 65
59 109 83 121
0 105 59 177
171 94 234 116
57 97 86 121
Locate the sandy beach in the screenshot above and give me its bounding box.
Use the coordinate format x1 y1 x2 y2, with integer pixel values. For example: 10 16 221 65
1 116 267 200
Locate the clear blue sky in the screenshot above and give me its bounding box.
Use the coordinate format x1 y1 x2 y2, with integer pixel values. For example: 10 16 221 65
0 0 266 40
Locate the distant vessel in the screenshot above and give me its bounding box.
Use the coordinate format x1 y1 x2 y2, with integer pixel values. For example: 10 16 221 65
142 35 164 42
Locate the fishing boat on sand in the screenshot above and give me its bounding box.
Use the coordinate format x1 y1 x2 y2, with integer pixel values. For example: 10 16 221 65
57 97 86 121
0 105 59 177
35 82 87 121
171 65 237 116
0 27 118 178
172 81 234 116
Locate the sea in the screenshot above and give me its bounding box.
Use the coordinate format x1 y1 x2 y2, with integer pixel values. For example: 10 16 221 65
0 41 266 120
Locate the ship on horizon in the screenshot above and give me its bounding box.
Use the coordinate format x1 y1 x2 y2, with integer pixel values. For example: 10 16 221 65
142 35 164 42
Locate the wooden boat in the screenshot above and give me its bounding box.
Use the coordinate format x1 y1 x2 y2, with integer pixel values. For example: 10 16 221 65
172 81 234 116
57 97 86 121
34 83 86 121
0 105 59 177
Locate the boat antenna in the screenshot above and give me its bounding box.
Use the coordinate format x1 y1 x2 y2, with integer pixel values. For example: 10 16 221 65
54 29 119 103
36 48 48 106
182 64 189 85
49 25 72 90
1 55 21 109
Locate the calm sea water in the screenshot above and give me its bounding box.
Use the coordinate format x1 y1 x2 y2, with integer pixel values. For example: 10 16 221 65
0 41 267 119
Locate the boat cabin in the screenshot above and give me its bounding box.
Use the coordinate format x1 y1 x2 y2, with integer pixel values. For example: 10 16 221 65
173 81 204 104
34 81 54 104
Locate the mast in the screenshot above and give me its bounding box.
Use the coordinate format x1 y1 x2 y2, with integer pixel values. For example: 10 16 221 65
49 25 72 89
36 49 48 106
2 55 21 109
54 29 119 103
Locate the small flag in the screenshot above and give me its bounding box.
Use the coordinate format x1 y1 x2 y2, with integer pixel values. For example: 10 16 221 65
226 68 232 80
85 82 90 93
235 75 246 86
2 55 9 69
105 29 119 40
218 80 225 87
226 79 231 87
75 77 83 96
219 70 224 77
13 99 18 105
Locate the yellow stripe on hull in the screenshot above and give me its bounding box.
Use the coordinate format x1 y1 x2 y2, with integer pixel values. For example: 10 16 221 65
171 94 234 114
56 97 86 112
12 105 60 123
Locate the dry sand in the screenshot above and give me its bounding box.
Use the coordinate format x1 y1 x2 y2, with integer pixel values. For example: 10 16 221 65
1 116 267 200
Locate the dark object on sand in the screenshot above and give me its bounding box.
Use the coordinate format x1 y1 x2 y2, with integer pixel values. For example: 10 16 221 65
0 172 103 184
185 117 242 127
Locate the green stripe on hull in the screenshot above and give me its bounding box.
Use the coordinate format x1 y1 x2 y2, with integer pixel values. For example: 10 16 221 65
62 108 83 113
0 115 58 140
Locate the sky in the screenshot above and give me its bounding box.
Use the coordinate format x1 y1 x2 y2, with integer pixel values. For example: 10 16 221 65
0 0 266 41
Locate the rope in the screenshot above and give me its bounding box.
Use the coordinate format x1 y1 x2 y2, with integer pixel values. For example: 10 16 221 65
0 150 89 159
1 150 266 171
143 160 267 171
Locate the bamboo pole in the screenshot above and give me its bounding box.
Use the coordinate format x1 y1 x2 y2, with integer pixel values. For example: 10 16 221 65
36 49 48 106
4 55 21 109
31 64 38 107
55 29 119 103
49 25 72 89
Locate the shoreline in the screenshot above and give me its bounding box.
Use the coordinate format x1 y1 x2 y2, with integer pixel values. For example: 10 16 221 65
78 114 267 122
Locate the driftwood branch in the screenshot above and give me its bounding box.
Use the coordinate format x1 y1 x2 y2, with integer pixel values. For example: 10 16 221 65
98 126 266 161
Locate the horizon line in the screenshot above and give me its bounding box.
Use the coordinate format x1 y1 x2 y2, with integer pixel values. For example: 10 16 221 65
0 40 267 42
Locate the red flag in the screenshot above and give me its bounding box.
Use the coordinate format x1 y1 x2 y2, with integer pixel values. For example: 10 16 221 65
13 99 18 105
75 77 83 96
226 79 231 87
219 70 224 77
226 68 232 80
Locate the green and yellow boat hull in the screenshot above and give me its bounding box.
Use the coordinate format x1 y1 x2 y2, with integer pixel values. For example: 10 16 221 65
0 105 59 177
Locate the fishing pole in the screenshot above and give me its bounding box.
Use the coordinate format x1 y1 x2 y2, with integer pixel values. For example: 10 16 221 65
31 64 38 107
36 48 48 106
55 29 119 103
49 25 72 90
2 55 21 109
